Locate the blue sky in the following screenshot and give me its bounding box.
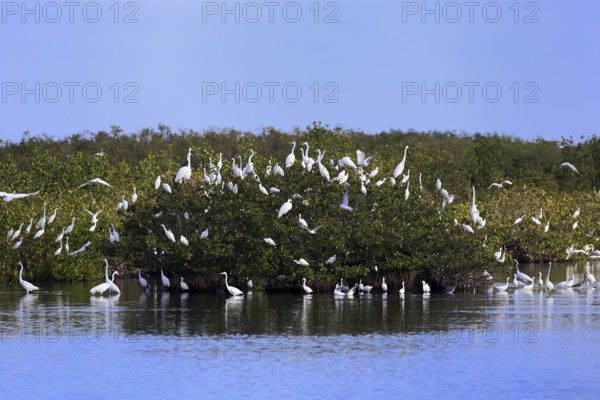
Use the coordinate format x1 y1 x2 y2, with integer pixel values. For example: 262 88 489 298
1 0 598 142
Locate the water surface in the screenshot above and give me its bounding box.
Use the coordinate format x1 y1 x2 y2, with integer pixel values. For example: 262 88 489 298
1 263 599 399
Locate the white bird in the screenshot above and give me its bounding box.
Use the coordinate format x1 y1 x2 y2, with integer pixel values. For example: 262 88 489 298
285 141 296 168
381 277 388 292
462 224 475 234
537 272 544 288
246 277 253 290
301 278 313 295
325 255 336 265
294 258 309 266
161 269 170 289
180 235 189 246
584 262 596 284
399 281 406 295
278 199 293 218
393 146 409 178
131 188 138 204
544 263 554 291
544 221 550 233
560 162 579 174
47 208 58 225
338 156 357 170
65 237 69 253
513 274 525 288
18 262 39 293
109 223 120 243
494 277 510 292
84 208 102 224
298 214 308 230
269 187 281 194
162 182 172 194
339 189 354 211
25 218 33 234
219 271 243 296
264 238 276 247
514 215 524 225
68 241 91 256
180 277 189 291
470 186 479 223
488 180 513 189
316 150 330 182
435 178 442 191
36 202 47 229
300 224 323 235
103 259 121 294
64 217 76 235
137 269 148 290
33 226 45 239
2 190 40 202
483 270 493 281
120 196 129 211
515 260 534 283
79 178 113 188
13 237 23 250
531 217 541 225
572 208 580 218
356 149 372 167
200 229 209 240
154 176 161 190
11 223 24 241
572 221 579 230
273 163 284 177
258 184 269 196
174 148 192 183
422 280 431 293
161 224 176 242
90 271 119 295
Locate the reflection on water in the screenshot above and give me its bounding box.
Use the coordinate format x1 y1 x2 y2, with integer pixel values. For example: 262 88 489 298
0 263 599 397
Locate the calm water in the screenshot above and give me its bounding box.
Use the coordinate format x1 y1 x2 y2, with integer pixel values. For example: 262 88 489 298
1 263 600 399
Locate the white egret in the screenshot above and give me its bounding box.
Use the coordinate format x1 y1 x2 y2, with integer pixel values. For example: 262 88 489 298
219 272 243 296
154 176 161 190
162 182 172 194
338 156 357 170
64 217 76 235
572 208 580 218
131 188 138 204
161 269 170 289
263 238 276 247
300 224 323 235
560 162 579 174
200 229 209 240
121 196 129 211
298 214 308 229
13 237 23 250
544 221 550 233
487 180 512 189
174 148 192 183
339 189 354 211
65 237 69 253
244 149 255 177
278 199 293 218
514 215 524 225
483 270 493 281
325 255 336 265
435 178 442 191
545 263 554 291
180 277 189 291
2 190 40 202
273 163 284 177
422 280 431 293
36 202 47 229
537 272 544 288
514 260 533 283
513 274 525 288
84 208 102 224
269 187 280 194
90 271 119 295
25 218 33 234
259 184 269 196
470 186 479 223
294 259 309 266
68 241 91 256
89 222 97 232
381 277 388 292
80 178 113 188
285 141 296 168
47 208 58 225
11 223 23 240
18 262 39 293
301 278 313 295
180 235 189 246
33 226 45 239
161 224 176 242
246 277 253 290
103 259 121 294
531 217 541 225
393 146 409 178
494 278 510 292
316 151 330 181
137 269 148 290
399 281 406 295
462 224 475 234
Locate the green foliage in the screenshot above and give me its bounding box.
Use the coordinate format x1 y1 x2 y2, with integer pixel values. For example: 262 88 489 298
1 125 599 289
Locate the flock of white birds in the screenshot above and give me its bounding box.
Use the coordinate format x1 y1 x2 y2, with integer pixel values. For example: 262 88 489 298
5 141 596 296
